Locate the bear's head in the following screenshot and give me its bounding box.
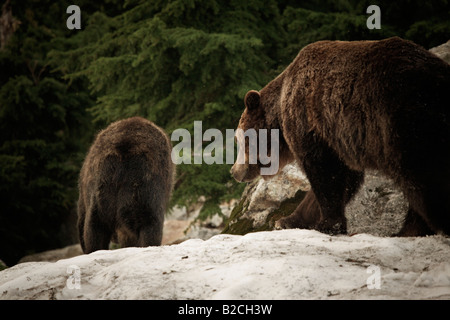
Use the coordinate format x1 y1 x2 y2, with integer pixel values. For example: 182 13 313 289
231 90 293 182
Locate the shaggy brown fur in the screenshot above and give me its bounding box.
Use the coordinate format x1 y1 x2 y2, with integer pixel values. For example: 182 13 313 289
231 37 450 236
78 117 174 253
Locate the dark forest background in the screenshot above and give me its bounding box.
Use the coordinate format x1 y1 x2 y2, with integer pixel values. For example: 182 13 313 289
0 0 449 266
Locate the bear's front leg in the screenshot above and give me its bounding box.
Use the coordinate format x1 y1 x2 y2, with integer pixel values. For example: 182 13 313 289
277 133 364 235
276 190 322 230
395 207 435 236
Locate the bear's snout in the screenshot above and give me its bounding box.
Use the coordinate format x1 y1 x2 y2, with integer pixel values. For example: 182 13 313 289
230 163 249 182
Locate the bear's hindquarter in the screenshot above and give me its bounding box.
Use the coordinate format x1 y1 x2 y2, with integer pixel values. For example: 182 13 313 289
282 38 450 174
81 118 173 237
101 155 166 221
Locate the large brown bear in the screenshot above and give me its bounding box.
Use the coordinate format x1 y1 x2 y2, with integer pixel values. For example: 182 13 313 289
231 37 450 236
78 117 174 253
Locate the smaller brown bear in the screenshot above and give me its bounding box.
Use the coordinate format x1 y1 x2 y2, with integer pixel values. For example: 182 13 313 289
77 117 174 253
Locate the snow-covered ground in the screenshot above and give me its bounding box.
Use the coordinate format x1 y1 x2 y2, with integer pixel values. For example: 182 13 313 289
0 229 449 300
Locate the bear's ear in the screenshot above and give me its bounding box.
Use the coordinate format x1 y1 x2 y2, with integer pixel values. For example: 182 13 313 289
244 90 260 111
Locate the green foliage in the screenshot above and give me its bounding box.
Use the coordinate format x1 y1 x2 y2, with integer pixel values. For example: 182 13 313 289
50 0 284 218
0 1 97 265
51 1 283 128
1 0 448 265
222 188 307 235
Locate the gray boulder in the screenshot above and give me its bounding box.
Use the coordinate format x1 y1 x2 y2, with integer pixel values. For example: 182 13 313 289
18 244 83 263
223 164 408 236
430 40 450 64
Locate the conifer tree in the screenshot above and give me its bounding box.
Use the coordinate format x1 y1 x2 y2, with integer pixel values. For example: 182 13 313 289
51 0 286 216
0 0 112 265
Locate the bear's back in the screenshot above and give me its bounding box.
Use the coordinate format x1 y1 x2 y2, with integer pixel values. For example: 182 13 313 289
79 117 173 194
83 117 171 172
277 37 450 171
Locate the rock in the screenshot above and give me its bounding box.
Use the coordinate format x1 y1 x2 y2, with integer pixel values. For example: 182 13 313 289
161 220 191 245
346 170 408 236
164 199 237 244
222 163 310 234
223 163 408 236
181 224 221 242
168 199 238 244
18 244 83 264
430 40 450 64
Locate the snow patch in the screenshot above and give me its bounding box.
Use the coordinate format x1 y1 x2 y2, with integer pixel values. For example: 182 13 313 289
0 229 449 300
414 262 450 287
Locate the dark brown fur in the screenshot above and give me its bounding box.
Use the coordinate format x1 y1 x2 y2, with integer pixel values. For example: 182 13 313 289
231 37 450 236
77 117 174 253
